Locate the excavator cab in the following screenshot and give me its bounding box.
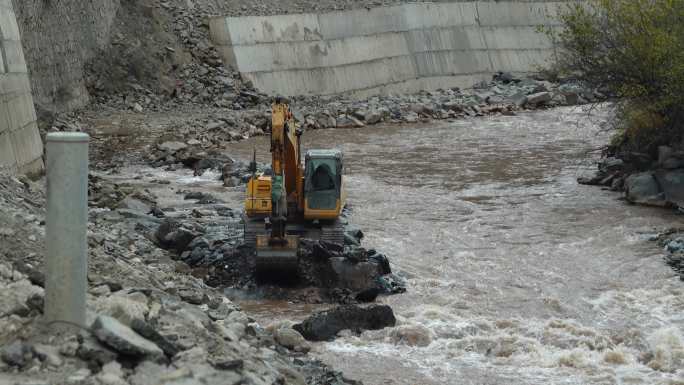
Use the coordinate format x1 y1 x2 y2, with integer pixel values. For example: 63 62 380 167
304 150 343 219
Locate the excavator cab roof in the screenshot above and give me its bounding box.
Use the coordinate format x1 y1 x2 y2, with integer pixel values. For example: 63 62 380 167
305 149 343 160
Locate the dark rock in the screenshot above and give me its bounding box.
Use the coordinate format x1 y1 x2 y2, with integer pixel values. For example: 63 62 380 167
1 341 33 367
368 251 391 275
212 359 244 371
354 288 380 303
344 225 364 246
77 336 118 367
293 305 396 341
655 170 684 208
154 219 198 253
625 172 665 206
130 319 179 358
493 72 517 83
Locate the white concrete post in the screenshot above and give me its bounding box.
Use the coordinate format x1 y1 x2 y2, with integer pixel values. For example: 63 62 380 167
45 132 89 329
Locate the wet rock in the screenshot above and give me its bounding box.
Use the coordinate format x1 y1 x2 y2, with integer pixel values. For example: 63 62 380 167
665 238 684 253
329 258 380 291
92 315 164 359
344 225 364 246
294 305 396 341
625 172 665 206
274 327 311 353
389 324 433 347
130 319 180 358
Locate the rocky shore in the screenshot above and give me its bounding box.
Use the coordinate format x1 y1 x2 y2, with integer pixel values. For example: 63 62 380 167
0 141 406 385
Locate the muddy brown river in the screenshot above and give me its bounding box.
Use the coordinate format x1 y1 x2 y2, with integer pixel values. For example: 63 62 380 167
221 106 684 385
114 106 684 384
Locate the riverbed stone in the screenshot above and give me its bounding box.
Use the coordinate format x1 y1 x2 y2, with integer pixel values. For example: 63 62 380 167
158 141 187 153
526 92 552 106
92 315 164 358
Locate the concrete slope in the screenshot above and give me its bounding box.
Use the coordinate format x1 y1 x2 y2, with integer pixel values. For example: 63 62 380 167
0 0 43 175
210 1 563 97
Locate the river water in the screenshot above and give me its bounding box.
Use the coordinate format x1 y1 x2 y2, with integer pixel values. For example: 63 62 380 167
221 106 684 385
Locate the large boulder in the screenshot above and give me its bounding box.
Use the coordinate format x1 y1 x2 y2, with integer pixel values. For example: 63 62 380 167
293 305 396 341
625 172 665 206
329 258 380 291
655 170 684 208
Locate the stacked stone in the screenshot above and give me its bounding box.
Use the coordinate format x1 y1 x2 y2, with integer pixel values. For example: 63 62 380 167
0 0 43 175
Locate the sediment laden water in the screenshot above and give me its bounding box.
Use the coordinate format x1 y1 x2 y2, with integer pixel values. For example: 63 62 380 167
225 105 684 385
110 105 684 384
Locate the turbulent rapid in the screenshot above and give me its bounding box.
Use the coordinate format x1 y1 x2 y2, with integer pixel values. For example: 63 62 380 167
224 105 684 384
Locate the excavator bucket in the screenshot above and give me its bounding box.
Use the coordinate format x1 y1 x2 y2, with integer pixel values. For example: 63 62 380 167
255 234 299 272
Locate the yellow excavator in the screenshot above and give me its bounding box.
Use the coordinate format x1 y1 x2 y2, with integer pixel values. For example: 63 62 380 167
243 98 345 271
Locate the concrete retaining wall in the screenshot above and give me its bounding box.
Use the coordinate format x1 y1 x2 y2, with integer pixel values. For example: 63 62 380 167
0 0 43 175
210 1 563 97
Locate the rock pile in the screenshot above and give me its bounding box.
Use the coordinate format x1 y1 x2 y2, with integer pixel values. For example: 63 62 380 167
580 146 684 209
0 172 360 385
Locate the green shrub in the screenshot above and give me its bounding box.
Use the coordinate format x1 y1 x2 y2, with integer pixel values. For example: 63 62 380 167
548 0 684 155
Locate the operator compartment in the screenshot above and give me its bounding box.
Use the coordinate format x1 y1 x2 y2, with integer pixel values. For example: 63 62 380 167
304 149 344 220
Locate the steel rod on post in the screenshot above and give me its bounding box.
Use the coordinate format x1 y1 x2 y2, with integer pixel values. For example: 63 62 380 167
45 132 89 329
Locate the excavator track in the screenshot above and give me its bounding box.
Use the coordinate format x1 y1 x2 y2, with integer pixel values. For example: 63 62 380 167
243 216 344 273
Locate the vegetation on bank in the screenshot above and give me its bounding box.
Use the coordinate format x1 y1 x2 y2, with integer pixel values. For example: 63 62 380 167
548 0 684 158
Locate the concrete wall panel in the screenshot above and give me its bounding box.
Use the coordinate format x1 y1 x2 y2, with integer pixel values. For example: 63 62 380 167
319 6 407 40
0 7 20 40
233 33 410 73
10 121 43 169
249 55 417 95
0 100 9 133
211 1 565 97
224 13 321 45
0 1 43 175
0 72 31 94
3 40 26 73
0 132 17 172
